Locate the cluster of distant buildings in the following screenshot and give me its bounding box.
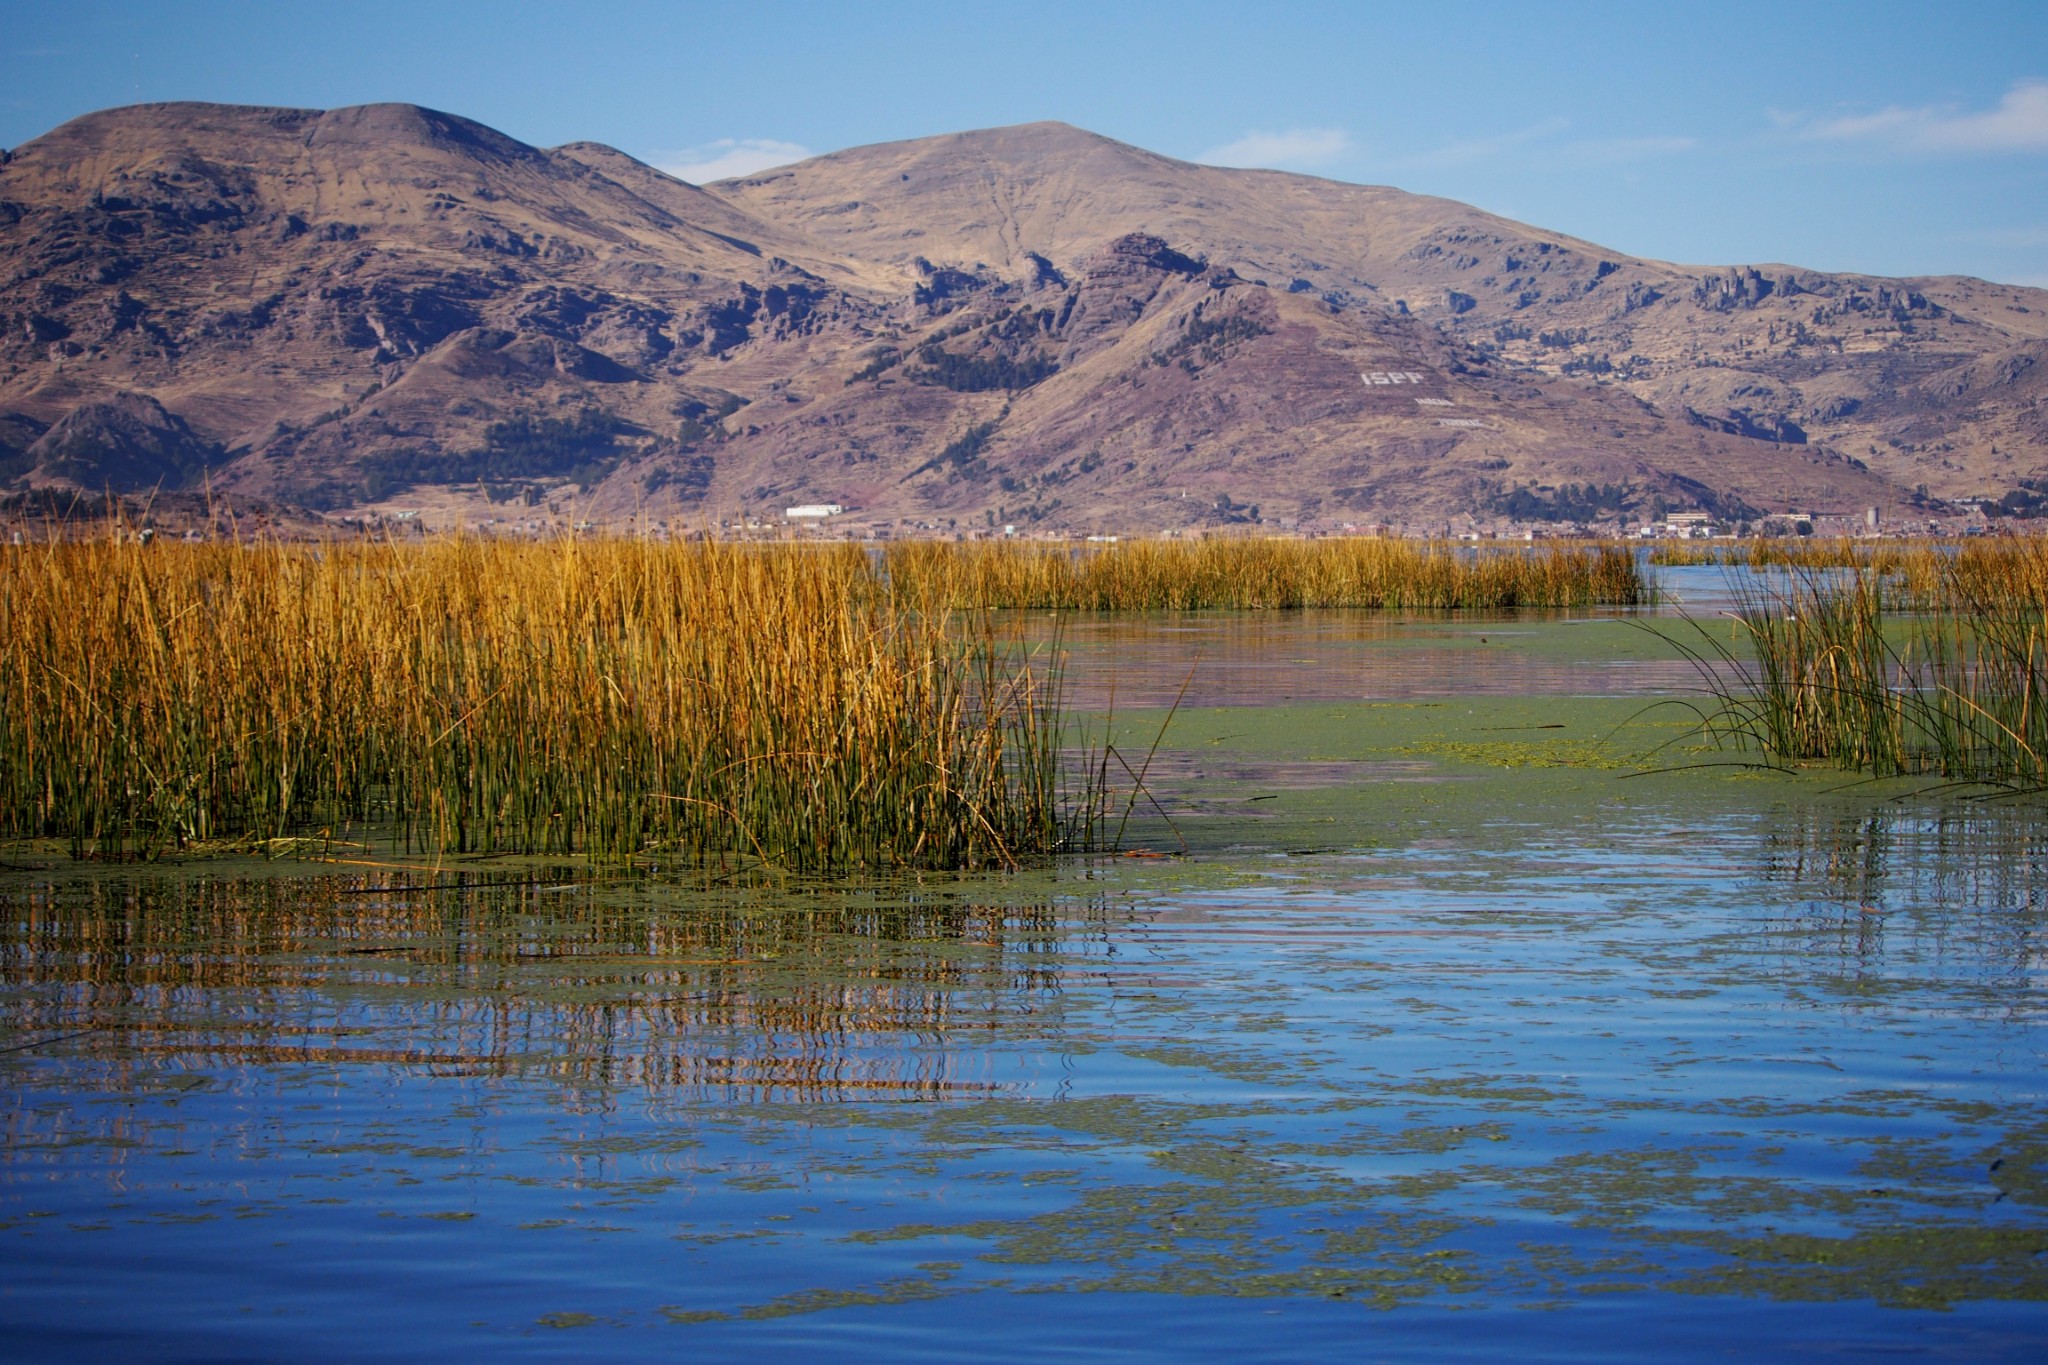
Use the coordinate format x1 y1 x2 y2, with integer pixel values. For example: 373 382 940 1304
1447 505 1991 542
1625 504 1991 541
255 497 2008 544
764 500 1995 544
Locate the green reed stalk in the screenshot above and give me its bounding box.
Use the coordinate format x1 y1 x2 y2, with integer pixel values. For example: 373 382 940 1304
1676 540 2048 788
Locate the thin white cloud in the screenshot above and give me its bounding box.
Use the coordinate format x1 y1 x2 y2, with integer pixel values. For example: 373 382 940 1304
1805 78 2048 153
657 137 812 183
1197 128 1351 170
1200 119 1697 180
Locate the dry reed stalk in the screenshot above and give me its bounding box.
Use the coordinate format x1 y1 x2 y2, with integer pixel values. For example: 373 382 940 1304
0 536 1093 867
882 537 1648 611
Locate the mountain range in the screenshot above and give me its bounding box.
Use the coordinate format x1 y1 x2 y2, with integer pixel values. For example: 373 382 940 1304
2 101 2044 533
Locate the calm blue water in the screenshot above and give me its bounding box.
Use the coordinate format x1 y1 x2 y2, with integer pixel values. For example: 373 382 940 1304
4 605 2047 1359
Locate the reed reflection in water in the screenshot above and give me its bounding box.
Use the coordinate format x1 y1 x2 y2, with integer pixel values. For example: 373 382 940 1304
1742 807 2048 999
4 785 2047 1357
0 870 1125 1107
1044 610 1719 709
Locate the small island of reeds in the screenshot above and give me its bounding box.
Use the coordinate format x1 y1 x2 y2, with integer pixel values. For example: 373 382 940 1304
1672 536 2048 789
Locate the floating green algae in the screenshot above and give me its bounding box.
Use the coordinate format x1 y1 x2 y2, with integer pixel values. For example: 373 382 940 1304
6 607 2047 1355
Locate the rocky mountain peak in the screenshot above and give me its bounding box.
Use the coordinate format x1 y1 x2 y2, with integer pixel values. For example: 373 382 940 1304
303 102 541 165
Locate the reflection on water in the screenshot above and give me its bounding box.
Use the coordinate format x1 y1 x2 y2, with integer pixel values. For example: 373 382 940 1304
4 788 2047 1359
1046 608 1727 710
1744 809 2048 1004
1758 807 2048 919
3 873 1119 1105
1031 566 1815 711
5 594 2048 1359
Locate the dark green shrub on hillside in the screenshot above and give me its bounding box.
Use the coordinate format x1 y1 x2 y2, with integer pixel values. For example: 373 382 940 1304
939 422 998 468
1152 311 1272 368
361 409 628 496
847 348 904 384
1487 482 1635 522
905 344 1057 392
1985 479 2048 518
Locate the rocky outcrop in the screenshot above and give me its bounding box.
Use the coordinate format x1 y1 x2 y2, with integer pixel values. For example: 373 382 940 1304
1684 406 1808 445
0 410 48 480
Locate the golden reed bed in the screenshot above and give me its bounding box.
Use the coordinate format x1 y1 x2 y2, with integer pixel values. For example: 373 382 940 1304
885 537 1648 610
0 535 1651 864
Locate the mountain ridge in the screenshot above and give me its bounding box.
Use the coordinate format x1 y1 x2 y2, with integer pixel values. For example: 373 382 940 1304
2 102 2041 532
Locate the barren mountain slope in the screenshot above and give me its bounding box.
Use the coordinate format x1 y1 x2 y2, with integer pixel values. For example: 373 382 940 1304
0 101 883 507
716 122 1571 310
655 230 1895 531
718 122 2048 504
0 105 2034 530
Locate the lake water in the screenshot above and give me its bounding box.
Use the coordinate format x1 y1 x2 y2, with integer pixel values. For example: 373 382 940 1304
4 591 2046 1360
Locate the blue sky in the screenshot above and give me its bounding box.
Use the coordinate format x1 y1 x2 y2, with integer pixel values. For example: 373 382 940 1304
5 1 2045 285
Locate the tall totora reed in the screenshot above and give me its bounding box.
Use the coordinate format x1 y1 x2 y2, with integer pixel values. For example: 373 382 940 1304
0 536 1093 868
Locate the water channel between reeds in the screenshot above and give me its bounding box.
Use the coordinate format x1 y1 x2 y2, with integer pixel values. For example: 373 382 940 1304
3 588 2045 1360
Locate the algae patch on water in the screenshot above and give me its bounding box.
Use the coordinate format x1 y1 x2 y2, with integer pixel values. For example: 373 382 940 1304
1089 694 1840 858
